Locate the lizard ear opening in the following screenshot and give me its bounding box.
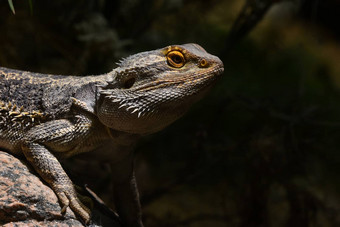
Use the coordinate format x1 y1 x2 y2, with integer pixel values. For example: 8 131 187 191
123 77 136 89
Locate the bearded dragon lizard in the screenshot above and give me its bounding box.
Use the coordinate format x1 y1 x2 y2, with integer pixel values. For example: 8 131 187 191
0 44 224 226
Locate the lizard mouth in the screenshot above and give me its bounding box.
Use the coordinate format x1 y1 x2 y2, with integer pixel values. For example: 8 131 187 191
100 62 223 121
134 62 224 92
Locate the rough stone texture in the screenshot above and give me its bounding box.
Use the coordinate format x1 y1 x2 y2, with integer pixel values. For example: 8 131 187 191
0 151 121 227
0 151 83 226
3 220 83 227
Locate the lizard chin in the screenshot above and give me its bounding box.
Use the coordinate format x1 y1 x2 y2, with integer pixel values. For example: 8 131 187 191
97 75 220 135
97 95 192 135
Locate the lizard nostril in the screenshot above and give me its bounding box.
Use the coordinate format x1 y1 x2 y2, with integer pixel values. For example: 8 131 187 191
123 77 135 89
199 59 208 68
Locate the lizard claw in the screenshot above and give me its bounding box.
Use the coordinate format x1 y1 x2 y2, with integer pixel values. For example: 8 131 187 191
61 203 68 214
55 188 91 224
58 192 69 214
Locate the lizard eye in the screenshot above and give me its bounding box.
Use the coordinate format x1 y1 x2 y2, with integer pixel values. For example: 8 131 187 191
167 51 185 68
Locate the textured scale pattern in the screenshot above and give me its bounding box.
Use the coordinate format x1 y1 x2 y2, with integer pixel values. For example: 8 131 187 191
0 44 224 225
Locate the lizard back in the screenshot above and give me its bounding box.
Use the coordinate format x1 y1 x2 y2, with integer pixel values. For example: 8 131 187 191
0 67 100 153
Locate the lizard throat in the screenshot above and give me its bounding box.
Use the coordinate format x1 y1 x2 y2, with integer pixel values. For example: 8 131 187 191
97 67 222 134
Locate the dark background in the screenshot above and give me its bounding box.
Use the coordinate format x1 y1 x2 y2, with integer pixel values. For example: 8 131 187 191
1 0 340 226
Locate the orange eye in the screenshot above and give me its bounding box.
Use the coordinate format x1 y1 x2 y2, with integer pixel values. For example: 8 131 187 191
167 51 185 68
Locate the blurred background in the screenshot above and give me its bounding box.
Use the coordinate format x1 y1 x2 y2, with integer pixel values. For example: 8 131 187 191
1 0 340 226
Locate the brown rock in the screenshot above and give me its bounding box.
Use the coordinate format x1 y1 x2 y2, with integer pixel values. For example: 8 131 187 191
0 151 82 226
0 151 121 227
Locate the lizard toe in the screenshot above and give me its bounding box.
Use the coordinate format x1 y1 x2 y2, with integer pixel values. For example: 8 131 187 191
66 192 91 224
55 187 91 224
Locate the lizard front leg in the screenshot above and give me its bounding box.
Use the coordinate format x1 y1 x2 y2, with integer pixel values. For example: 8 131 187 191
21 116 93 224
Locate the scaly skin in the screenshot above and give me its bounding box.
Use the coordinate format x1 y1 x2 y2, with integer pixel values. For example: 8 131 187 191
0 43 224 226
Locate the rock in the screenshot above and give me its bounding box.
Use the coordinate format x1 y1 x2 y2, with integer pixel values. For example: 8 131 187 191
0 151 121 227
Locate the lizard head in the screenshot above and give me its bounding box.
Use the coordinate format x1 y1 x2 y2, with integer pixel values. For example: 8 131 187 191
98 43 224 134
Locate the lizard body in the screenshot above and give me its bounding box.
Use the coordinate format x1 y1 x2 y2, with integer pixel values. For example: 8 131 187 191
0 44 224 226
